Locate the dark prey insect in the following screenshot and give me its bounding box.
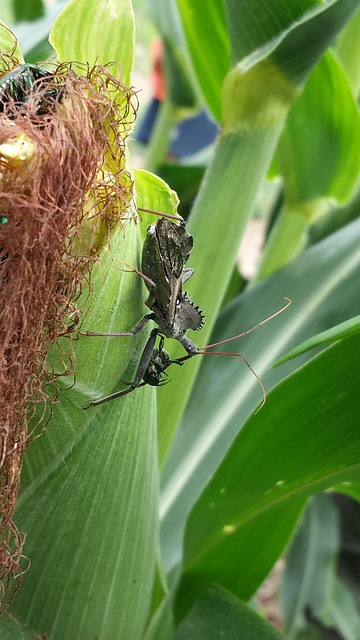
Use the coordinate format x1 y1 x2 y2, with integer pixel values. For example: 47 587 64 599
0 63 63 116
115 332 184 396
84 215 291 408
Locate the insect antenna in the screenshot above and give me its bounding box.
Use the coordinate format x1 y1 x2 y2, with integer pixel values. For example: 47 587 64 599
201 297 291 350
175 297 291 412
176 348 267 411
137 207 184 222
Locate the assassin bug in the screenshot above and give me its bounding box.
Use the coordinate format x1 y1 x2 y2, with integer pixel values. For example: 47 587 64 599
84 214 290 408
86 215 204 356
0 63 63 116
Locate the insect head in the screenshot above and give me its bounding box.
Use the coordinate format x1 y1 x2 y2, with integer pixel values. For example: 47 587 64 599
0 63 63 117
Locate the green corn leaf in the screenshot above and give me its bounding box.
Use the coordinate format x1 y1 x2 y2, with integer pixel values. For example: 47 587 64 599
276 52 360 208
50 0 135 85
0 1 15 28
283 495 360 639
0 20 23 65
144 0 196 108
275 314 360 365
176 0 360 122
11 225 159 640
322 575 360 639
13 0 44 23
336 9 360 96
225 0 324 64
281 495 340 637
14 392 159 640
176 0 230 121
0 614 41 640
174 330 360 619
134 168 180 237
173 585 289 640
12 3 66 61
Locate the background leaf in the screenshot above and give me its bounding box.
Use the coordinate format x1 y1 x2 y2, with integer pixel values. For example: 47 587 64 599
143 0 195 109
225 0 323 64
281 495 340 637
160 216 360 578
322 575 360 640
275 315 360 364
13 0 44 23
174 330 360 619
176 0 230 121
336 8 360 95
173 585 289 640
176 0 360 122
276 52 360 207
12 3 66 62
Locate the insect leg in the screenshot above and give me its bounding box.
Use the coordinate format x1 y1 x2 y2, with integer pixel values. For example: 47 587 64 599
85 329 159 407
182 268 194 284
84 313 155 337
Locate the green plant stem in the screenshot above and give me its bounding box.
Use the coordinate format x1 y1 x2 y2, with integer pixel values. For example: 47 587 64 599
145 100 176 172
253 206 310 282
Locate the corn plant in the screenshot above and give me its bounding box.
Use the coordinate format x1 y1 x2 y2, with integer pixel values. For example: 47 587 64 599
1 0 360 639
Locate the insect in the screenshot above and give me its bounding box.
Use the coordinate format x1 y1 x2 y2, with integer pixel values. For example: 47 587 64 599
86 216 204 351
84 215 291 408
0 63 63 116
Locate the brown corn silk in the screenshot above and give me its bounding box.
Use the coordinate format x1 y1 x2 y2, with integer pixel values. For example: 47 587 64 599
0 61 135 606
